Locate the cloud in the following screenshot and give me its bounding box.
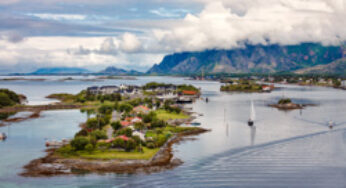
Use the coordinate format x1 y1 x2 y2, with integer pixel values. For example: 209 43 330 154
120 33 142 53
27 13 86 21
150 8 188 18
151 0 346 52
0 32 25 43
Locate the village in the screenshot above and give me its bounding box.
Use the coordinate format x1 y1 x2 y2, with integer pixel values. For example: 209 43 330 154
23 82 208 175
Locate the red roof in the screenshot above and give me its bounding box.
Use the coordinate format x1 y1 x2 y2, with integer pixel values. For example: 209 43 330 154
117 135 129 141
182 90 197 95
120 121 131 127
133 105 150 113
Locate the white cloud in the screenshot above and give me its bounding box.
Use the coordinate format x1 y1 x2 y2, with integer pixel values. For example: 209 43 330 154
27 13 86 21
151 0 346 52
120 33 142 53
150 8 188 18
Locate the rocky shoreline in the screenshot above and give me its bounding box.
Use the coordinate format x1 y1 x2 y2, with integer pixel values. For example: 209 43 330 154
269 103 316 110
21 128 209 177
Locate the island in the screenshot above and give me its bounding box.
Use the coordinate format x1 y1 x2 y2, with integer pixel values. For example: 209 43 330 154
21 82 208 176
269 98 315 110
220 79 274 92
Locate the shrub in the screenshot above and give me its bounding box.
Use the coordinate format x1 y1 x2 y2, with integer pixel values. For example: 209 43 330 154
132 135 141 145
118 103 133 113
151 119 166 128
125 138 137 151
111 121 122 131
56 145 74 156
156 134 167 147
116 127 132 137
112 138 126 148
278 98 292 104
146 141 156 149
70 136 90 151
98 104 113 115
91 130 107 140
85 143 94 153
75 129 89 137
96 142 111 152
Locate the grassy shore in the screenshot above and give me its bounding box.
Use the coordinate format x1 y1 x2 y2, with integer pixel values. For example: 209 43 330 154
57 147 159 160
155 110 189 121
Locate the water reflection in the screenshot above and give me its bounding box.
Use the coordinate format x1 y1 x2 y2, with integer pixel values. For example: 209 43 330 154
250 126 256 146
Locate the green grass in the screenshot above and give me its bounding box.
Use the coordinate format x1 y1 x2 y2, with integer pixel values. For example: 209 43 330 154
59 147 159 160
155 110 189 121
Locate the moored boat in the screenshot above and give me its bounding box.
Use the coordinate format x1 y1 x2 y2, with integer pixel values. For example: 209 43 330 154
0 132 7 140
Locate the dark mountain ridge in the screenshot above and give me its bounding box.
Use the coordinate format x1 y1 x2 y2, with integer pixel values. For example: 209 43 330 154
148 43 345 74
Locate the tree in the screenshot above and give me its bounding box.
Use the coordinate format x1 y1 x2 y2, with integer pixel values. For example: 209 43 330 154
0 93 13 108
91 130 107 140
70 136 90 151
85 143 94 153
98 104 113 115
86 118 98 129
112 137 126 148
118 103 133 113
116 127 133 137
125 138 137 151
151 119 166 128
111 121 122 131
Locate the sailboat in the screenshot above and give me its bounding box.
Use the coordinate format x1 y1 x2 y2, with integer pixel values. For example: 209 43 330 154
248 101 256 126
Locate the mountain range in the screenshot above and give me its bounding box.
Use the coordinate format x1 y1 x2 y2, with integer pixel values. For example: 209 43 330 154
295 58 346 75
97 66 142 75
30 67 91 75
147 43 345 75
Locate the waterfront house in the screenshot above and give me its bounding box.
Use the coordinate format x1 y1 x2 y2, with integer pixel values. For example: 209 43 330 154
341 80 346 88
181 90 198 95
87 86 99 95
100 85 119 95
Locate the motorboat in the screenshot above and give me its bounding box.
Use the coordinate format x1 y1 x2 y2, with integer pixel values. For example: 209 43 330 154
0 132 7 141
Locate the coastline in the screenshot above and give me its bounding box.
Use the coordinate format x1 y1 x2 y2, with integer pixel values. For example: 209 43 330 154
21 127 209 177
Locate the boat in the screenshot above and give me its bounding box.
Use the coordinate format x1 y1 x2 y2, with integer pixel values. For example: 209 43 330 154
45 138 70 147
328 121 334 129
190 122 201 126
248 101 256 126
0 132 7 140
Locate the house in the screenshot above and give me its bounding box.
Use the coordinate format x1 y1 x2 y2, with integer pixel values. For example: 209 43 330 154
341 80 346 88
181 90 197 95
87 86 99 95
120 121 132 127
133 131 145 140
99 85 119 95
131 117 142 123
157 92 178 101
133 105 150 114
116 135 130 141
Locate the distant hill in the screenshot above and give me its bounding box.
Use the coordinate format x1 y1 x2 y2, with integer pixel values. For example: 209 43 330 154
295 58 346 75
147 43 345 74
98 66 142 75
31 67 91 75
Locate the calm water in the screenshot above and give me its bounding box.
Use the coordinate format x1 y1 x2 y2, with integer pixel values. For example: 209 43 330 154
0 76 345 188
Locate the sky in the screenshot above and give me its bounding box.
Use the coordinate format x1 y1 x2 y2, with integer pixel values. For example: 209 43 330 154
0 0 345 73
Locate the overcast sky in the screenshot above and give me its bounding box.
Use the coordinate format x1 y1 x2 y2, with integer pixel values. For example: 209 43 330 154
0 0 345 73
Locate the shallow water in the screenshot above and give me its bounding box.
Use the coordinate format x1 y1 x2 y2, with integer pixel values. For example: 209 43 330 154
0 77 345 188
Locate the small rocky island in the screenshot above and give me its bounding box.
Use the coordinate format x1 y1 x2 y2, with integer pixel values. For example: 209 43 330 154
269 98 314 110
220 79 274 93
21 82 208 176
